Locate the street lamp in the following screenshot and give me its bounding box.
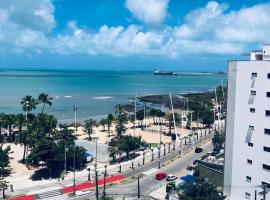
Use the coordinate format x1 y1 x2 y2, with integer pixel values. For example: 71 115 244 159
73 106 78 195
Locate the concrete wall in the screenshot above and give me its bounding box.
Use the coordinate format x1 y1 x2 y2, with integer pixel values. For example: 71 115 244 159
224 60 270 200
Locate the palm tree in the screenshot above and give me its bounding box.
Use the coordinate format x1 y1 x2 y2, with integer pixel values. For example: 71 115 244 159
107 114 114 134
3 114 16 142
84 119 96 140
21 95 36 118
99 119 107 132
0 113 5 141
15 113 25 141
114 104 124 115
37 93 53 113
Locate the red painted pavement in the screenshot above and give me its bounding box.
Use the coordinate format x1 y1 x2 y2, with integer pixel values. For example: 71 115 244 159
8 174 125 200
8 195 35 200
63 174 125 193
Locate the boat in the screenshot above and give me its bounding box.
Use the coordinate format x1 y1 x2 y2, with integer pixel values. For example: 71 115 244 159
153 69 176 75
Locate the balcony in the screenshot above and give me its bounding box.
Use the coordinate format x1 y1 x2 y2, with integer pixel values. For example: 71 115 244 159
245 126 254 143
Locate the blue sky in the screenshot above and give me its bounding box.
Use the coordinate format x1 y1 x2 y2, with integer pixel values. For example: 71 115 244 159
0 0 269 71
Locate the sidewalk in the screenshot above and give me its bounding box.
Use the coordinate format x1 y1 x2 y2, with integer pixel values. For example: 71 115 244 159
8 174 124 200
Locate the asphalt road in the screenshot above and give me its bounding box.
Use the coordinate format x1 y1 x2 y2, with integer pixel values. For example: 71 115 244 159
72 140 213 200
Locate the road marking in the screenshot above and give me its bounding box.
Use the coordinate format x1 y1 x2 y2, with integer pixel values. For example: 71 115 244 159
143 168 158 176
27 186 62 195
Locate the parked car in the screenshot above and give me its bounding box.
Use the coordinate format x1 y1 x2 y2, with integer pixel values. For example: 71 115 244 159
155 172 167 180
166 174 177 181
195 147 203 153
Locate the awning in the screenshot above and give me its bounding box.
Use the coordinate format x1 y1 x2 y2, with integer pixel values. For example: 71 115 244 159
84 151 93 157
180 175 195 182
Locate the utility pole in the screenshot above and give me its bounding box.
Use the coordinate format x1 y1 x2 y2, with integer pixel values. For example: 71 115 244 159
73 144 76 195
95 164 99 200
254 190 257 200
103 165 107 198
137 176 140 199
73 106 77 196
134 95 137 137
158 121 161 168
263 184 266 200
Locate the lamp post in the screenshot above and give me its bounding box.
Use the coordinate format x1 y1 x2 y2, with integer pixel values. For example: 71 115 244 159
158 121 161 168
73 106 77 195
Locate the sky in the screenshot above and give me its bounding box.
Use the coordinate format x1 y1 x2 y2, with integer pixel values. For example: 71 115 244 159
0 0 270 71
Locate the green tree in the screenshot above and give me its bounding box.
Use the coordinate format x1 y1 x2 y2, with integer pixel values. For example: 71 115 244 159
118 135 142 159
99 119 107 132
21 95 36 118
0 145 12 198
136 109 144 127
15 113 25 141
178 178 225 200
3 114 16 142
37 93 53 114
115 113 127 137
202 109 214 127
212 131 225 153
107 114 114 133
84 119 96 140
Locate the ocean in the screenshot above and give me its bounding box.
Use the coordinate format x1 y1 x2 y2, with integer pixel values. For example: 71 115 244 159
0 70 227 121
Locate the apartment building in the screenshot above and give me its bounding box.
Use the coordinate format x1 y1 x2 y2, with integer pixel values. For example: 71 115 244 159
224 44 270 200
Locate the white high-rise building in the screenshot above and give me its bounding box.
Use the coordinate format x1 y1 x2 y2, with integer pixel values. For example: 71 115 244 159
224 44 270 200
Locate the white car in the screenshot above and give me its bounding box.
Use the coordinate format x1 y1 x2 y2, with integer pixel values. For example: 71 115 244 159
166 174 177 181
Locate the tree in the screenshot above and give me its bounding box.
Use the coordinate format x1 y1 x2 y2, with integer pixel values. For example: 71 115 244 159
99 119 107 132
115 113 127 137
118 136 142 159
3 114 16 142
15 113 25 141
202 109 214 127
178 178 225 200
107 114 114 133
21 95 36 117
37 93 53 114
114 104 124 115
0 114 6 142
212 131 225 153
0 145 12 198
84 119 96 140
136 110 144 127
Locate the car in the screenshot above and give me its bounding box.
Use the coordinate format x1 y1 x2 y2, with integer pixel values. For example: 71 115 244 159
155 171 167 180
166 174 177 181
195 147 203 153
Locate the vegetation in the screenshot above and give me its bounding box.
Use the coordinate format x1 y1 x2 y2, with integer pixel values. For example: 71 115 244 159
212 131 225 153
0 94 88 180
177 178 225 200
84 119 96 140
0 145 12 198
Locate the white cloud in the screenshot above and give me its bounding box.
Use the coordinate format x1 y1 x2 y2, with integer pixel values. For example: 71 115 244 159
1 0 270 60
125 0 169 25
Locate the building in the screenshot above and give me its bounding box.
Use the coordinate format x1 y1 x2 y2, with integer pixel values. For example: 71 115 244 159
224 44 270 200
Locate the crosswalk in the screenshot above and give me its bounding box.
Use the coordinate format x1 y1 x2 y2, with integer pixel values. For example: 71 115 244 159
36 189 65 200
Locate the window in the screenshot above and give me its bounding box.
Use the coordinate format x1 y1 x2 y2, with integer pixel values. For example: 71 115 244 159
263 164 270 171
245 192 251 199
247 159 252 165
266 110 270 116
268 73 270 79
265 129 270 135
246 176 251 182
249 125 254 130
267 92 270 97
262 181 270 188
264 146 270 152
251 73 257 78
251 91 256 95
250 108 255 113
248 142 253 147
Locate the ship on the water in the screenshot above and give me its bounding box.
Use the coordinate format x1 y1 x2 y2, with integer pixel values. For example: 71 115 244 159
153 69 176 75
